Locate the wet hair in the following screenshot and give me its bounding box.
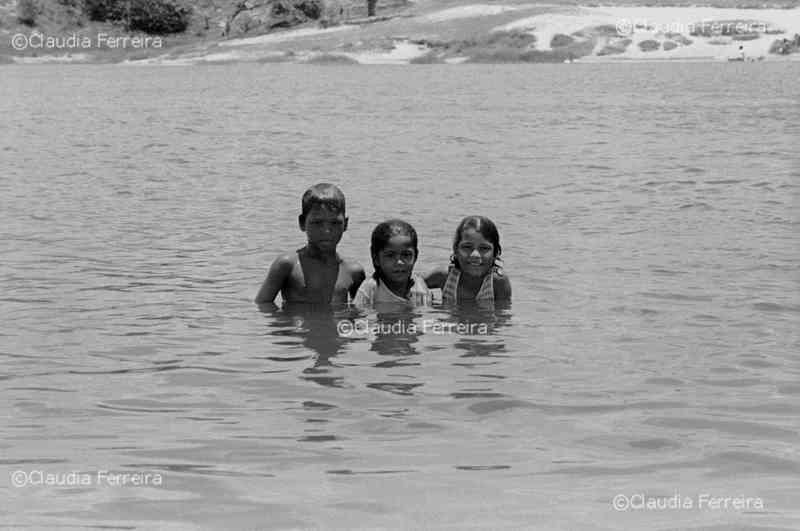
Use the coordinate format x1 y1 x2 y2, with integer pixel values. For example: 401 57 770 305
451 215 502 269
299 183 346 224
370 219 419 282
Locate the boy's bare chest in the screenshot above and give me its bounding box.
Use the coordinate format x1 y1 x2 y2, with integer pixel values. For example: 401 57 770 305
302 261 340 290
286 258 349 303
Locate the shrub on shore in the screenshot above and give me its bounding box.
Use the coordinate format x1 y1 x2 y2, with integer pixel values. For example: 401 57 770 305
689 19 769 37
665 32 693 45
17 0 39 25
84 0 192 33
468 45 588 63
485 30 537 48
597 38 632 56
304 52 358 64
409 51 444 64
550 33 574 47
770 36 800 54
638 39 660 51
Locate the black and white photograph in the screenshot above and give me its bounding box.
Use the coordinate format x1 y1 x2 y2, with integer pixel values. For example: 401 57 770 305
2 0 799 528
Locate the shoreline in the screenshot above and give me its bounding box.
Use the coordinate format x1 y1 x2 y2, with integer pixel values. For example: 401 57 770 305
3 4 799 65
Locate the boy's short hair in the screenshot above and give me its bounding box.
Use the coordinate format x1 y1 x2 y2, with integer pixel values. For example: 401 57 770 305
300 183 346 223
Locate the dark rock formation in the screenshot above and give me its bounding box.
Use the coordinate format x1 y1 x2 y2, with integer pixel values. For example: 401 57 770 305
228 0 324 36
85 0 192 33
662 40 677 51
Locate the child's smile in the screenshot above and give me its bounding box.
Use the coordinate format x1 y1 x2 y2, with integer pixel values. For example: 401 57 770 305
456 228 495 277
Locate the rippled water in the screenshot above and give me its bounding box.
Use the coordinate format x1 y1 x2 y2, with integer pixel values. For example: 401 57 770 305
1 63 799 530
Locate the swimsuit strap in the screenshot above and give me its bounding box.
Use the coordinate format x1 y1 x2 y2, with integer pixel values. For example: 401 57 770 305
475 270 495 302
442 266 460 305
442 266 494 304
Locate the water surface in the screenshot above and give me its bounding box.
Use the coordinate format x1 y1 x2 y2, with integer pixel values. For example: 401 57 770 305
1 63 799 530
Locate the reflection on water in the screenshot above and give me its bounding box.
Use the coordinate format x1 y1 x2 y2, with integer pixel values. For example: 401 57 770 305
258 302 513 395
259 302 353 387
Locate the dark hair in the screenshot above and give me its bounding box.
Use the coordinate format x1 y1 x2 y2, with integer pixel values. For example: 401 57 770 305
451 216 502 269
370 219 419 282
299 183 346 224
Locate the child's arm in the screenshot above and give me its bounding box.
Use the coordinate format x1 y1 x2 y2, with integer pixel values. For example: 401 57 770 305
352 277 374 309
254 254 294 305
423 266 449 289
493 273 512 301
347 262 366 301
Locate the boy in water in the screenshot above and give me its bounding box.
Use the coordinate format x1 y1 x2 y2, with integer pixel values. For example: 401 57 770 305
255 183 365 306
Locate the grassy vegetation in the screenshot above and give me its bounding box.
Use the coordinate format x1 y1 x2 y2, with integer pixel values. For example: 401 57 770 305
304 51 358 63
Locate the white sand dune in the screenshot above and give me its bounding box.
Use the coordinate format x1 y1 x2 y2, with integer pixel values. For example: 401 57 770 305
141 5 800 64
423 4 530 23
14 53 92 63
343 40 430 64
497 7 800 60
219 25 353 47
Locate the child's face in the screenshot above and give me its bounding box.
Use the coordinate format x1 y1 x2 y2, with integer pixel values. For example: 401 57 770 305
300 205 347 251
455 228 495 277
375 234 417 286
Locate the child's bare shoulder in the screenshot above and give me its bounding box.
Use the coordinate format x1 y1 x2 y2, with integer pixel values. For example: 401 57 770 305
340 256 365 279
271 251 299 272
424 266 450 289
254 251 300 304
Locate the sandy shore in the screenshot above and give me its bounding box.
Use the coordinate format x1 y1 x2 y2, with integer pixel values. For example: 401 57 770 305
6 3 800 65
164 4 800 64
499 6 800 61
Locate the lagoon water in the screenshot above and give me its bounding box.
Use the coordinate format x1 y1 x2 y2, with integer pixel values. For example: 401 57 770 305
1 63 799 530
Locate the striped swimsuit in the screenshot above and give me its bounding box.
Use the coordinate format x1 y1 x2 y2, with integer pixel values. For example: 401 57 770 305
441 266 495 305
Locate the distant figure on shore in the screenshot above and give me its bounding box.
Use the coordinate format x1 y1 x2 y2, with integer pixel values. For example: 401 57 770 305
739 45 745 61
255 184 365 306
